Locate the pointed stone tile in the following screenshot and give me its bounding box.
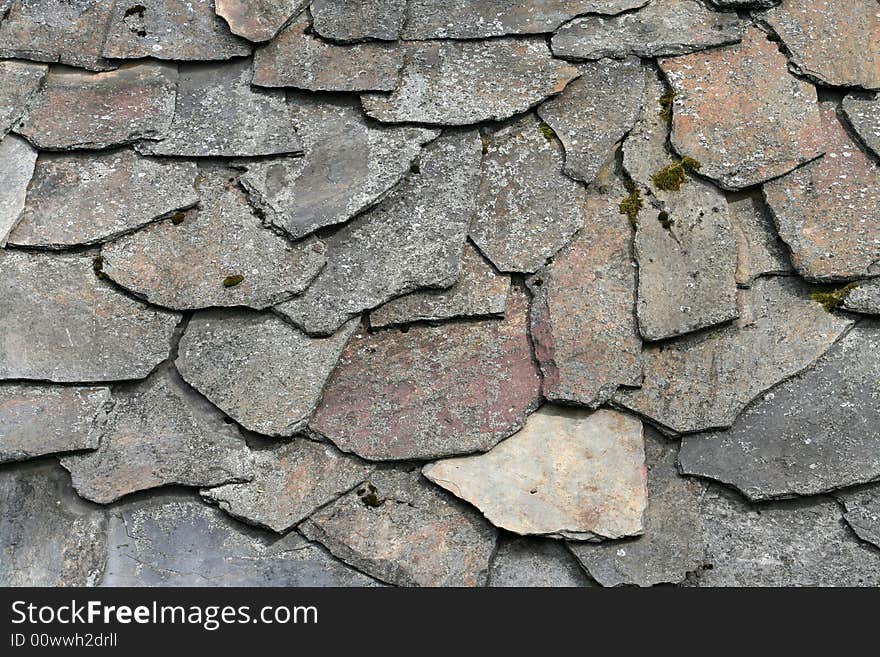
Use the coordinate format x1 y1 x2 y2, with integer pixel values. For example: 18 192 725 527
137 59 302 158
16 63 177 151
843 93 880 159
9 150 198 248
0 462 108 586
300 469 498 586
488 537 595 588
61 367 254 504
310 288 542 460
101 167 326 311
240 93 438 241
216 0 307 41
0 60 47 137
660 27 824 190
0 251 180 382
362 39 579 126
836 486 880 550
613 277 852 435
311 0 407 42
253 17 403 92
176 311 356 436
0 134 37 246
0 383 109 463
764 105 880 282
551 0 745 60
274 131 480 336
470 114 585 274
568 429 706 586
370 242 510 328
202 439 373 533
102 0 250 61
729 191 792 286
843 280 880 315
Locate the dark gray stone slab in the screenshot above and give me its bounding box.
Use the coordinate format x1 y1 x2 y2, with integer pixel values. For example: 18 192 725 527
488 537 595 588
843 93 880 159
836 486 880 550
0 134 36 246
843 280 880 315
0 60 47 137
311 0 407 42
215 0 307 41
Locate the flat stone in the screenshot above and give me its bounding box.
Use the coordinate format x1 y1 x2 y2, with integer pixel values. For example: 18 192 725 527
660 27 824 190
61 366 254 504
311 0 407 42
300 469 498 586
202 439 373 533
17 63 177 150
488 537 595 588
362 39 579 126
763 104 880 282
537 58 644 184
310 287 542 460
0 134 37 246
0 383 109 463
470 114 585 274
240 93 438 240
527 179 642 408
843 280 880 315
836 486 880 550
711 0 779 6
613 277 852 434
568 429 706 586
0 0 115 70
252 17 403 92
102 0 250 61
679 321 880 501
274 131 480 336
103 491 381 586
0 60 47 136
551 0 745 60
176 311 357 436
843 93 880 159
0 251 179 382
137 59 302 158
101 167 326 311
0 461 107 586
761 0 880 90
402 0 649 39
215 0 307 41
9 150 198 248
370 242 510 328
729 191 792 286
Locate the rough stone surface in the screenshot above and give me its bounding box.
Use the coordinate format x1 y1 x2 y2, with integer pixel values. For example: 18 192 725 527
274 131 480 336
764 105 880 282
660 27 824 190
215 0 307 42
836 486 880 550
0 60 47 137
61 367 254 504
362 39 579 126
488 537 595 587
310 288 542 460
311 0 407 42
101 167 326 311
177 311 356 436
202 440 373 533
300 468 498 587
240 93 437 240
728 191 792 286
613 277 853 435
0 134 37 246
711 0 778 6
9 150 198 248
0 251 180 382
843 93 880 159
843 280 880 315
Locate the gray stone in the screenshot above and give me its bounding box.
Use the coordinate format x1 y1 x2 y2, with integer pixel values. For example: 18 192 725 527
843 93 880 159
613 277 853 435
362 39 579 126
101 167 326 311
836 486 880 550
843 280 880 315
300 469 498 587
176 311 356 436
0 383 109 463
0 60 47 136
202 439 373 533
311 0 407 42
424 407 647 541
215 0 307 41
62 366 254 504
274 131 480 336
679 322 880 500
0 134 36 246
9 150 198 248
728 191 792 286
488 537 595 588
470 114 585 274
711 0 779 6
240 93 438 241
0 251 180 382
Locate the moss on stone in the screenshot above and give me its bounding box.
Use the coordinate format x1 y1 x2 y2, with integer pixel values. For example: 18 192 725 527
619 181 643 228
539 122 557 142
222 274 245 288
651 157 702 192
810 282 859 313
659 89 677 126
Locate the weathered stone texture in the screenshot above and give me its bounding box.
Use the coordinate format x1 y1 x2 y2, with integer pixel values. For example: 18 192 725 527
0 134 37 246
728 192 792 286
843 280 880 315
215 0 307 42
836 486 880 550
843 93 880 159
488 537 595 588
311 0 407 41
0 60 47 137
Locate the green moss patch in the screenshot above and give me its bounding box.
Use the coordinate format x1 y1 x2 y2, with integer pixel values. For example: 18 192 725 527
810 282 859 313
619 180 643 228
651 157 702 192
222 274 245 288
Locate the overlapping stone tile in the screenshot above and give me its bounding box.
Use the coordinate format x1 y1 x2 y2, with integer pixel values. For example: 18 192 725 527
0 251 180 382
0 60 47 137
202 440 373 533
843 93 880 159
0 134 37 246
843 280 880 315
612 277 852 435
424 407 647 541
176 311 357 436
764 105 880 282
240 93 438 240
61 366 254 504
101 167 326 311
660 27 824 190
274 131 480 336
361 39 579 126
9 150 198 248
488 537 595 588
551 0 745 60
728 192 792 286
310 287 542 460
311 0 407 42
215 0 307 41
300 468 498 586
836 486 880 550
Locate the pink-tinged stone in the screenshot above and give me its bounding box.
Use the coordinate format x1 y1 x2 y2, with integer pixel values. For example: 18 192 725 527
215 0 307 42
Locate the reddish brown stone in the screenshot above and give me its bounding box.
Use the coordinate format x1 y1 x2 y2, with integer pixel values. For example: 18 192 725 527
215 0 307 42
